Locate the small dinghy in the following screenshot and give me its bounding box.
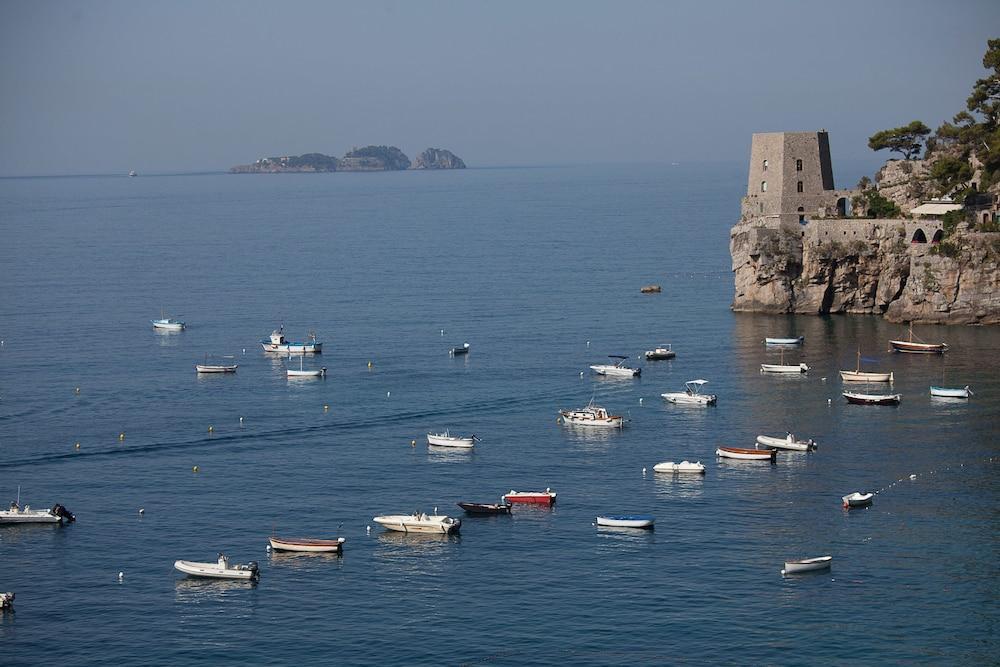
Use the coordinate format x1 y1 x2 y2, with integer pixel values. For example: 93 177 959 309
457 501 512 515
644 344 676 360
450 342 470 355
843 390 900 406
152 317 185 331
590 355 641 377
427 432 478 448
596 514 655 529
286 356 326 377
640 284 662 293
842 491 874 508
761 348 808 374
0 500 75 525
756 433 816 452
196 363 238 373
840 349 893 383
765 336 804 345
930 385 972 398
268 537 345 553
782 555 832 575
652 460 705 474
559 399 625 427
174 553 259 581
502 488 556 505
662 379 717 405
889 323 947 354
372 512 461 534
716 446 776 462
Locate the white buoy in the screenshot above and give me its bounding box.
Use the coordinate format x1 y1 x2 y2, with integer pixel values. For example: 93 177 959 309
642 467 647 475
386 391 390 398
579 371 584 378
118 571 124 581
586 340 590 347
366 525 371 535
242 348 246 355
909 474 917 480
239 416 244 425
266 545 271 552
639 398 643 405
138 508 144 515
440 329 444 336
828 398 832 405
821 377 827 382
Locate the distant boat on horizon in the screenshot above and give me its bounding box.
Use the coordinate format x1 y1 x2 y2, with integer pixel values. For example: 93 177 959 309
128 170 137 177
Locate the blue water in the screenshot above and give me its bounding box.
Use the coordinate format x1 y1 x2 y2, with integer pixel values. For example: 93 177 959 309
1 165 997 666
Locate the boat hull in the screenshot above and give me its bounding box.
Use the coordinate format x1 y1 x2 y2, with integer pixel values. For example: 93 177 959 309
0 511 63 524
889 341 947 354
152 319 184 331
842 492 874 508
174 560 258 580
765 337 804 345
644 348 675 360
596 515 654 529
929 386 971 398
652 461 705 474
716 447 776 461
559 412 624 427
196 365 238 373
661 392 716 405
268 537 345 553
503 491 556 505
755 435 815 452
760 363 808 374
287 369 326 377
840 370 893 382
783 556 832 574
590 365 641 377
427 433 475 448
262 343 322 353
457 502 511 515
843 391 901 406
372 515 461 534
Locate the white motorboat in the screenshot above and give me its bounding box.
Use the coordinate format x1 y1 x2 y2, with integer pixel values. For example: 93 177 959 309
765 336 804 345
152 318 185 331
652 460 706 474
286 356 326 377
590 355 641 377
426 432 478 448
174 553 259 581
0 499 75 525
595 514 655 529
782 555 832 575
261 326 322 354
842 491 874 508
372 512 461 534
661 379 717 405
929 385 972 398
840 349 893 382
268 536 345 553
559 399 624 427
756 433 816 452
716 446 776 462
644 345 676 360
196 364 238 373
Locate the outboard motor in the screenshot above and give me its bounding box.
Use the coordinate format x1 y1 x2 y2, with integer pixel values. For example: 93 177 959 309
247 561 260 581
51 504 76 522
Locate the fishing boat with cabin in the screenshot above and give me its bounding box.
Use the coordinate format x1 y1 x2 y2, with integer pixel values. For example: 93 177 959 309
644 344 676 360
261 325 322 354
559 399 625 427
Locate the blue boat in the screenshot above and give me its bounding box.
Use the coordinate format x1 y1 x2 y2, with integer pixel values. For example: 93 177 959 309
595 514 655 529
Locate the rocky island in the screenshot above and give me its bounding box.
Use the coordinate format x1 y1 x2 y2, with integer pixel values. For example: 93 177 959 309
730 40 1000 325
229 145 465 173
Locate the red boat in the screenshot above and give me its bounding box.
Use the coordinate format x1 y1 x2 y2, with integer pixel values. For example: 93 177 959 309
889 323 947 354
502 488 557 505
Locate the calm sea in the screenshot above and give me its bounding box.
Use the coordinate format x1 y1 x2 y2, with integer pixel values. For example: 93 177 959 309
1 164 997 666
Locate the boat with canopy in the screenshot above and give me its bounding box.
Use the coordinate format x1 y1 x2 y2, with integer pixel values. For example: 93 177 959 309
661 379 717 405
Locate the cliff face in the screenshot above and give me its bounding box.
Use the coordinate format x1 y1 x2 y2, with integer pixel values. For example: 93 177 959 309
730 220 1000 324
413 148 466 169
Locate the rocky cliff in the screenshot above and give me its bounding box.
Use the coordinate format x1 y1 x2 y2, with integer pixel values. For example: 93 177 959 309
230 153 339 173
413 148 466 169
730 219 1000 324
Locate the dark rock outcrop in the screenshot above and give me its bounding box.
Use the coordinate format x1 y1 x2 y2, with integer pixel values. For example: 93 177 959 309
413 148 466 170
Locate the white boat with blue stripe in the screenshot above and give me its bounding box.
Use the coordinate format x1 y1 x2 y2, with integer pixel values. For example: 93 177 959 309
261 326 322 354
596 514 655 529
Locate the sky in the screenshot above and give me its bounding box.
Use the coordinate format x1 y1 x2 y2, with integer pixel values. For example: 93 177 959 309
1 0 998 176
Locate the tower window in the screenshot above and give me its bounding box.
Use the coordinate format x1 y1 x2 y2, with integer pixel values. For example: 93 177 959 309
797 181 804 193
796 159 803 171
761 181 767 193
763 159 768 171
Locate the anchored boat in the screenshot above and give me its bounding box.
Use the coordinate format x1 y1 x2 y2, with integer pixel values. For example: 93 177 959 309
450 342 470 355
644 344 676 360
372 512 461 534
652 460 706 474
765 336 804 345
889 323 947 354
287 356 326 377
427 432 478 448
590 355 641 377
174 553 259 581
0 500 75 525
716 446 776 462
151 317 185 331
196 354 238 373
782 556 832 575
502 489 556 505
596 514 655 529
457 502 512 515
261 326 322 354
268 537 345 553
756 433 816 451
761 348 808 374
843 390 901 406
842 491 874 508
559 399 625 427
840 349 893 383
930 385 973 398
661 379 717 405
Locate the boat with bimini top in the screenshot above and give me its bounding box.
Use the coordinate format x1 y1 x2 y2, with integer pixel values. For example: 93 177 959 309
661 379 717 405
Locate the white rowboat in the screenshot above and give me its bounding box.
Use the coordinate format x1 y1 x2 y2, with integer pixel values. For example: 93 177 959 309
196 364 238 373
929 385 972 398
595 514 655 529
756 433 816 452
174 554 259 581
716 446 776 461
268 537 345 553
426 432 477 448
765 336 803 345
652 461 705 474
782 555 832 574
372 513 461 534
761 362 809 374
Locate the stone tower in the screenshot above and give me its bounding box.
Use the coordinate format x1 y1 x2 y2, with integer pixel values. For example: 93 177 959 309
742 131 847 226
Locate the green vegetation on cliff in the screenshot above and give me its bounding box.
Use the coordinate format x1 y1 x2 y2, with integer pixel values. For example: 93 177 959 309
341 145 411 171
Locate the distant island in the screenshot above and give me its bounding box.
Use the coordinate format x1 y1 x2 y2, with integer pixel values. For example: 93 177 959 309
229 146 465 173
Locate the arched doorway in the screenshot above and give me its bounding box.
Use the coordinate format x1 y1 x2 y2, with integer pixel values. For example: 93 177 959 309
836 197 850 217
911 228 927 243
931 229 943 244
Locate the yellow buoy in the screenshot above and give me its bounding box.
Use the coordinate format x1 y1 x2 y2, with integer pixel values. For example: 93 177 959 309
192 465 199 473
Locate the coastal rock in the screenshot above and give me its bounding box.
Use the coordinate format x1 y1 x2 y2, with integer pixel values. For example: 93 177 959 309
339 145 410 171
413 148 466 170
230 153 339 173
875 159 931 214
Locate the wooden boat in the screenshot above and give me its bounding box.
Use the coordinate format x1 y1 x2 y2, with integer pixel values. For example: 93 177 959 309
502 488 556 505
756 433 816 452
640 284 662 293
716 446 776 462
843 390 901 406
174 553 259 581
889 323 947 354
765 336 804 345
930 385 973 398
782 555 832 574
372 512 461 534
261 326 322 354
644 344 676 360
662 379 717 405
268 536 345 553
652 460 705 474
457 502 512 515
559 399 624 427
427 431 478 448
761 349 808 373
0 500 75 525
286 356 326 377
450 342 470 355
596 514 655 529
590 355 641 377
151 318 185 331
840 348 893 383
196 363 238 373
842 491 874 508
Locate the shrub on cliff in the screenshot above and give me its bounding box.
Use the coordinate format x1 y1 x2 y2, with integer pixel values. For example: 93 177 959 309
861 190 902 219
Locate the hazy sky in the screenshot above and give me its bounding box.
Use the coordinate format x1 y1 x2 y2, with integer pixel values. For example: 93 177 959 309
2 0 998 176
